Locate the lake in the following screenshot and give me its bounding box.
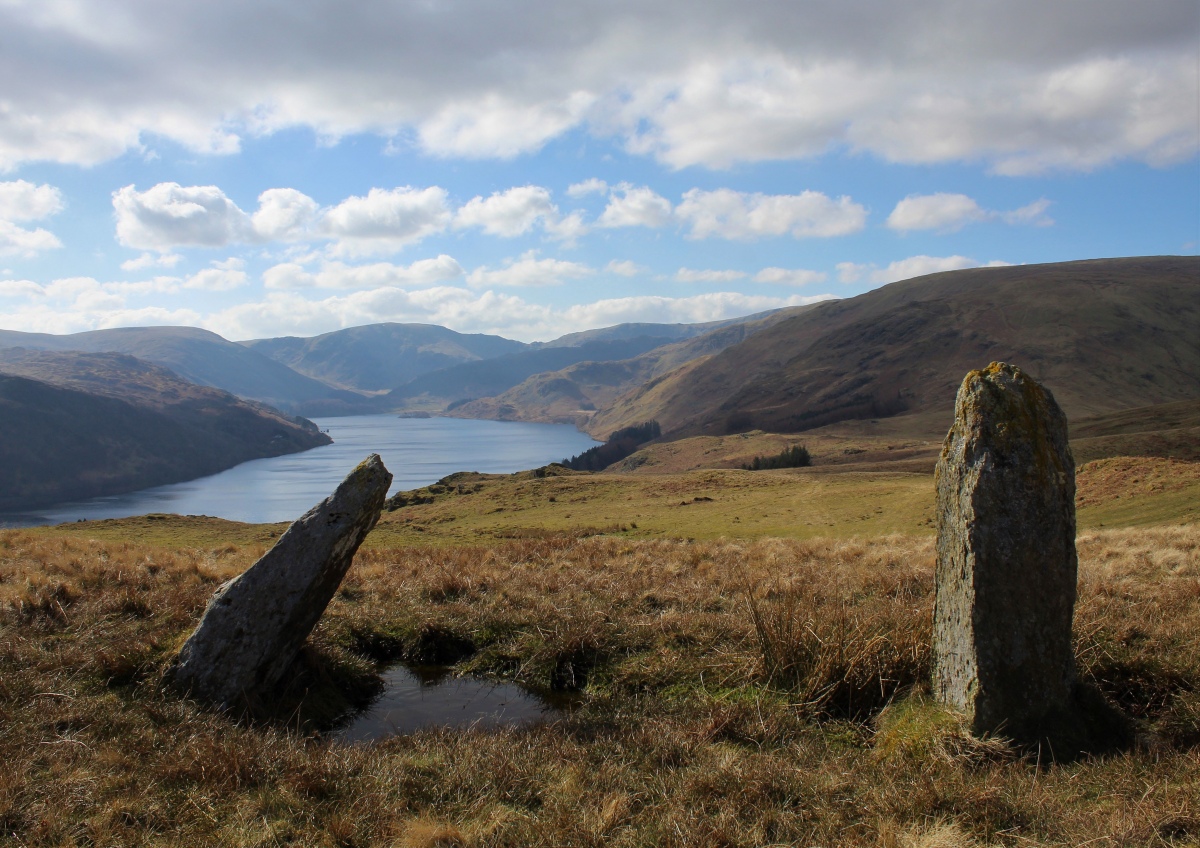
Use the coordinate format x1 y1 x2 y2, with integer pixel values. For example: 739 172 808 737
0 415 600 527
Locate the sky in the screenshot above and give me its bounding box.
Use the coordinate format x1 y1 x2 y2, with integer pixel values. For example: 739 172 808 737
0 0 1196 343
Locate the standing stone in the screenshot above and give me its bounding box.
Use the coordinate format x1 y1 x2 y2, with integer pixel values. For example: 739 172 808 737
171 454 392 710
933 362 1077 738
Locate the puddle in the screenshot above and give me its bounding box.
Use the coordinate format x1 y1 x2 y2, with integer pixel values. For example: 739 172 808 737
333 665 573 743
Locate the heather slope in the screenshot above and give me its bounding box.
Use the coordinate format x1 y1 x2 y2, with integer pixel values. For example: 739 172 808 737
590 257 1200 439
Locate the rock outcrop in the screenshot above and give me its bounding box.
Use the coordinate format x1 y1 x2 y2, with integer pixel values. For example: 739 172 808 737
933 362 1077 738
171 454 392 710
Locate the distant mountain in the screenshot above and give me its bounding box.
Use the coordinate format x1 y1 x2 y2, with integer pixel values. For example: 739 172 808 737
243 322 528 393
451 305 816 433
537 311 782 348
384 335 696 408
0 326 366 416
0 350 331 511
588 257 1200 440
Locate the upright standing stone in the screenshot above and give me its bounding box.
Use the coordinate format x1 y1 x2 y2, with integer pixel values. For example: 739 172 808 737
933 362 1077 738
171 454 392 710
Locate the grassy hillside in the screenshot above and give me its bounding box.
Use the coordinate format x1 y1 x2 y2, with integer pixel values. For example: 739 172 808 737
452 306 813 431
3 518 1195 844
0 351 330 511
591 257 1200 439
0 325 366 415
244 323 527 393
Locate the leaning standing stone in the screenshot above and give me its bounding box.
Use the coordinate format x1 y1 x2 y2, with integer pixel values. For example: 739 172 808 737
933 362 1077 738
171 453 392 710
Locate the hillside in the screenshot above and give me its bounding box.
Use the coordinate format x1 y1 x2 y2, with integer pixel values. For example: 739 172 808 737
0 326 366 416
536 311 780 348
590 257 1200 439
384 335 699 409
243 323 527 393
0 350 331 511
450 306 814 431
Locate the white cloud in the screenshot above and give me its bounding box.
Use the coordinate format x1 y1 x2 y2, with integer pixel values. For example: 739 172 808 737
454 185 557 237
754 267 827 286
675 267 747 283
567 178 609 198
184 258 248 291
120 252 183 271
263 255 464 290
886 193 988 233
466 251 593 288
0 220 62 257
252 188 320 241
113 183 252 251
676 188 867 240
836 262 867 284
1002 198 1054 227
605 259 645 277
597 184 673 228
202 284 836 343
0 278 45 298
0 180 64 221
320 186 452 256
839 255 1014 285
886 193 1055 232
416 92 595 159
0 4 1193 174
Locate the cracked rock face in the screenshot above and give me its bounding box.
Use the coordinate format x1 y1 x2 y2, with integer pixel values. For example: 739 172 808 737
933 362 1077 738
171 454 392 710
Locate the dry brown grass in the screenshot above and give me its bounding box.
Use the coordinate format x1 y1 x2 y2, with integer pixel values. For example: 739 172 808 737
1 526 1197 845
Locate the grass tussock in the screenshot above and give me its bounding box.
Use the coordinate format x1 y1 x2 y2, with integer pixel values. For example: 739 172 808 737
1 525 1198 844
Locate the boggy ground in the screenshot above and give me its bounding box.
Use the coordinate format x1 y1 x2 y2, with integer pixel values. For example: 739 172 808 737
2 523 1198 846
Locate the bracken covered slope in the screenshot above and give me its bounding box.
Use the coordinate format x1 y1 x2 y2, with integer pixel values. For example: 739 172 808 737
589 257 1200 440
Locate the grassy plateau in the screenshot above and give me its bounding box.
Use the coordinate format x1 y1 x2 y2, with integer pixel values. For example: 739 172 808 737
2 432 1198 845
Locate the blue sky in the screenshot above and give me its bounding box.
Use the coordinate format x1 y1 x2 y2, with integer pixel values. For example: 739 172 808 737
1 1 1196 342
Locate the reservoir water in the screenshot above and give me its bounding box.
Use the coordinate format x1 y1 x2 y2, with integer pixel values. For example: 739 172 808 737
1 415 600 527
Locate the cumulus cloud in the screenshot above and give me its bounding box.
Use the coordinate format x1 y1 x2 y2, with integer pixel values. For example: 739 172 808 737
263 255 464 290
114 183 252 250
183 258 248 291
597 184 673 228
466 251 593 288
838 255 1013 285
320 186 452 256
676 267 747 283
567 178 609 197
0 180 64 258
754 267 827 286
0 3 1193 173
676 188 867 240
456 185 568 238
886 193 1054 232
252 188 320 241
605 259 645 277
203 285 835 343
416 92 595 159
0 220 62 258
0 180 64 221
120 252 183 271
0 272 200 333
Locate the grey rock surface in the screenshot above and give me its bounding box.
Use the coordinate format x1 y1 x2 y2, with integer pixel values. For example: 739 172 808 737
933 362 1077 738
171 453 392 710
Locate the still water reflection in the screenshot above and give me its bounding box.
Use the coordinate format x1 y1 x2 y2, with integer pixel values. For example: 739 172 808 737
1 415 599 527
334 665 572 742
